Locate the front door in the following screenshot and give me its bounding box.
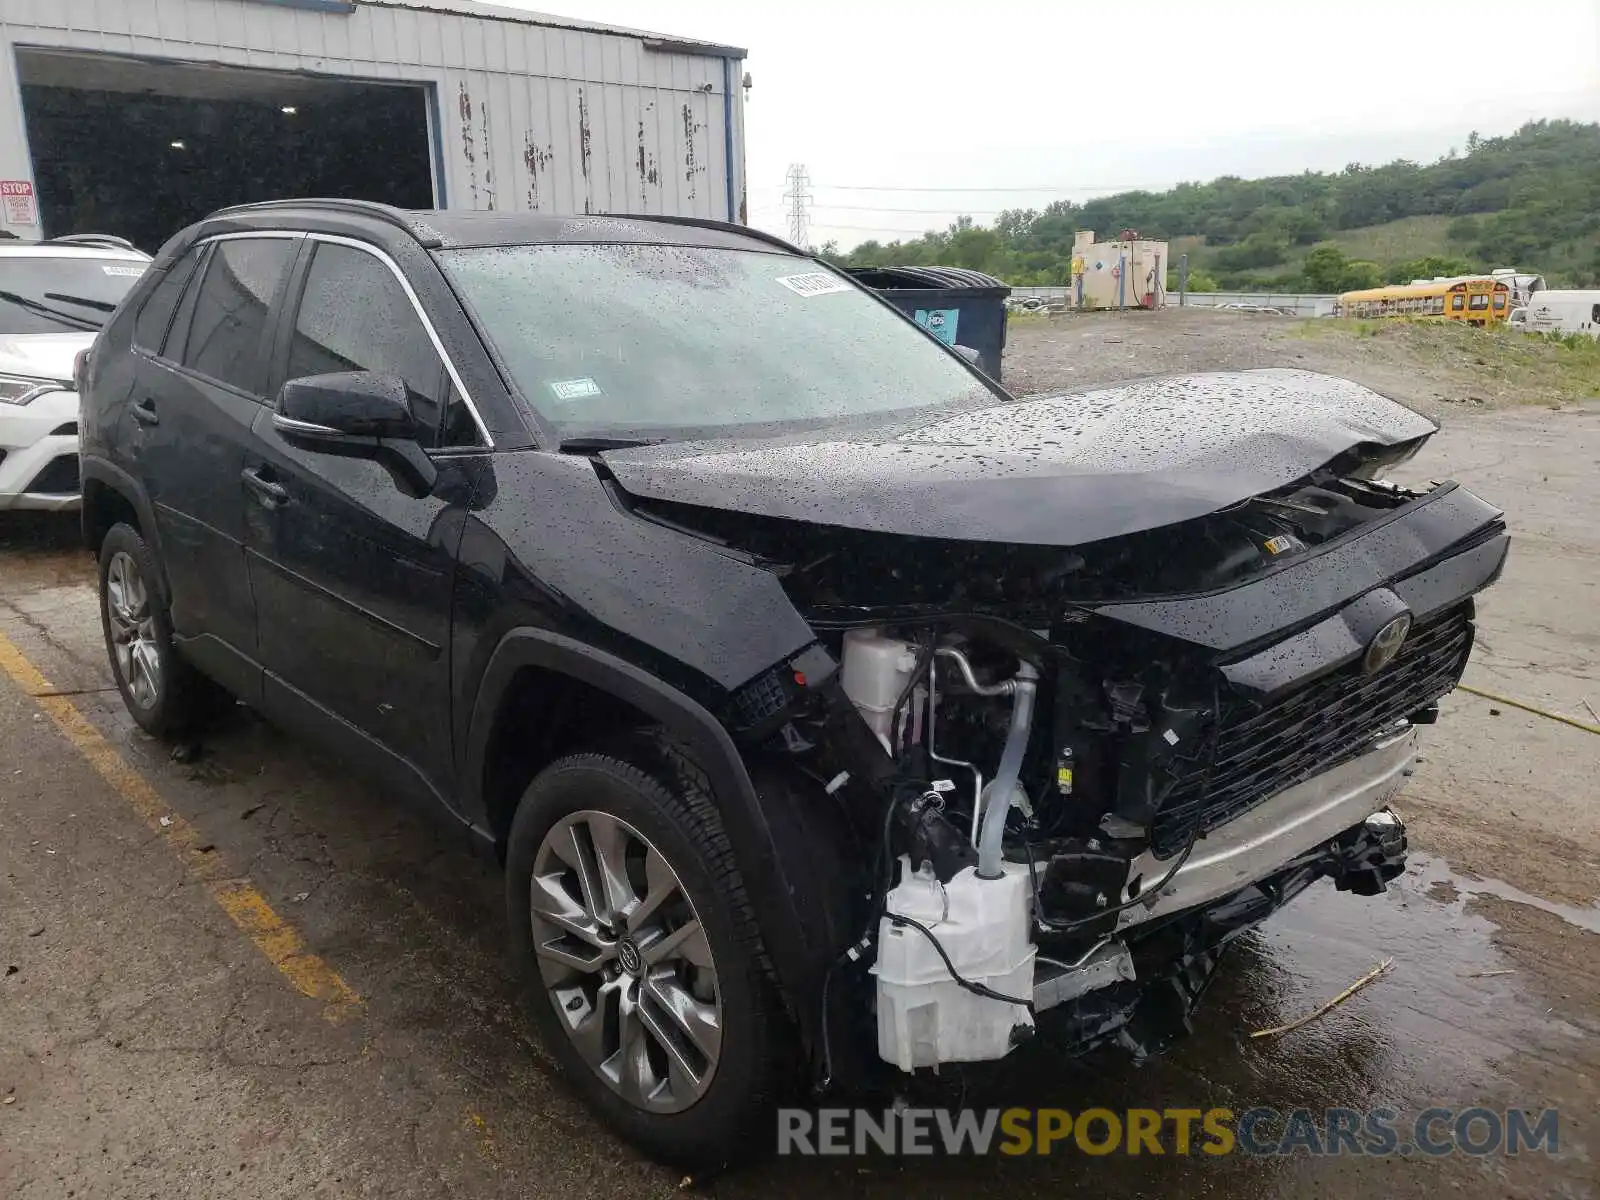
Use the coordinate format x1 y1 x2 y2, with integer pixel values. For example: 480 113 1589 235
129 234 300 698
242 238 481 801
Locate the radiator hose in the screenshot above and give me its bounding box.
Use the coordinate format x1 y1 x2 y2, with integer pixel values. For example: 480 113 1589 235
975 661 1039 879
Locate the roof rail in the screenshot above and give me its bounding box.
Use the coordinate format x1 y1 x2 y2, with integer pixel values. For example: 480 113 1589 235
206 197 445 247
205 200 806 256
602 212 806 256
47 233 138 251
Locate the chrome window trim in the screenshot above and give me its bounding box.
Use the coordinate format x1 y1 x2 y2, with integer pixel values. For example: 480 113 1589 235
192 230 494 448
304 233 494 449
202 232 307 241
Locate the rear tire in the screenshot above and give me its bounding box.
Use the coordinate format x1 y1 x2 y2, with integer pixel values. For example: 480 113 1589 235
96 522 229 738
506 736 788 1169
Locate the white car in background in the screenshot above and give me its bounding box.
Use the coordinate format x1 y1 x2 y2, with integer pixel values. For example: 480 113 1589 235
1 236 150 511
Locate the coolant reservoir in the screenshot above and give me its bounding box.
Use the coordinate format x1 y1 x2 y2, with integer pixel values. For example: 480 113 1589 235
874 859 1036 1071
840 630 920 747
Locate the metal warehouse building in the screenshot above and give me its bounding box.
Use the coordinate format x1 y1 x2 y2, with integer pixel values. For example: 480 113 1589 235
0 0 747 250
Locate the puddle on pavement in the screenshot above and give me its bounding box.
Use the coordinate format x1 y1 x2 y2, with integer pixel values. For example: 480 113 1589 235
712 851 1595 1198
1410 852 1600 935
923 852 1592 1110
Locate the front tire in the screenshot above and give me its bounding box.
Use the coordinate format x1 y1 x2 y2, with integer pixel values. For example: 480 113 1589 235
506 738 788 1168
96 522 225 738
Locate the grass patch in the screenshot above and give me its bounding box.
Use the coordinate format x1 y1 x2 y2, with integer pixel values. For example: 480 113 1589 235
1180 216 1460 279
1005 311 1051 327
1319 216 1455 265
1284 318 1600 405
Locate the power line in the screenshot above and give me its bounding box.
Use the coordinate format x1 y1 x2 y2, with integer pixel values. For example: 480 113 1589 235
809 223 952 235
810 183 1151 193
808 203 1014 215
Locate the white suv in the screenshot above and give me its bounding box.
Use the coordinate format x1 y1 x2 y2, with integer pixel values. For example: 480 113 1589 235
1 236 150 510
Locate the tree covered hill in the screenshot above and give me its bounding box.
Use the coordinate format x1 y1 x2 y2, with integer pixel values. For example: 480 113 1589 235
828 120 1600 291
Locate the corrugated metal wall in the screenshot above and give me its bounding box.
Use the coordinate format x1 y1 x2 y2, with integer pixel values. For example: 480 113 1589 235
0 0 743 231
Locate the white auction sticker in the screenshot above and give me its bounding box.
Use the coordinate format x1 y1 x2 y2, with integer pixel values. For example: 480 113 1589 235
102 264 145 277
776 272 851 297
548 377 603 402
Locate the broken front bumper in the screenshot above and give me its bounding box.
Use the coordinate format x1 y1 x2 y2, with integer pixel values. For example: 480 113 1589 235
1115 721 1417 931
1031 727 1416 1027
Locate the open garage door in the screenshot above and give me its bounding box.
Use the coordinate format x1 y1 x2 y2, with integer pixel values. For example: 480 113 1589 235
15 49 436 254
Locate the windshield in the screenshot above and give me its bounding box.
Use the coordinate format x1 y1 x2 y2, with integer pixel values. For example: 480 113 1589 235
0 255 146 334
438 243 998 440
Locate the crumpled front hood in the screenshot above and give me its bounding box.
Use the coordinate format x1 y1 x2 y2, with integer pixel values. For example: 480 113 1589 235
601 369 1438 545
0 332 94 385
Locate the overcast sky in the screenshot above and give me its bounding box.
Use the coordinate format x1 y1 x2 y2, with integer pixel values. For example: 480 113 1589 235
518 0 1600 247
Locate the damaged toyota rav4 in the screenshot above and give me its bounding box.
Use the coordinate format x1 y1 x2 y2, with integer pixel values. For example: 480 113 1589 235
79 201 1507 1168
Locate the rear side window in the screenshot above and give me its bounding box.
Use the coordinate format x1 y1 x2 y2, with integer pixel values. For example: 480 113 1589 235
285 242 462 447
134 249 204 353
175 238 296 396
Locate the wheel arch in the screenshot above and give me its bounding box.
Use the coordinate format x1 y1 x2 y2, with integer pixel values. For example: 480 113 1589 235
465 627 831 1054
80 458 168 599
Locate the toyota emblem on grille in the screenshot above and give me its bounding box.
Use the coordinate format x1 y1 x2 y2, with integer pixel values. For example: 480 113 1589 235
1363 613 1413 675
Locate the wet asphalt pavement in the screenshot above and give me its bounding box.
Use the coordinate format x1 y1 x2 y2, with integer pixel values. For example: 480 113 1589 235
2 404 1597 1199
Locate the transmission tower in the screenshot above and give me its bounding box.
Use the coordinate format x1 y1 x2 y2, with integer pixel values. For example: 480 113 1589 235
783 163 813 250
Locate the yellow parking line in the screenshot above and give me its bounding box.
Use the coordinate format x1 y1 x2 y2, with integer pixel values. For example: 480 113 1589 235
0 629 361 1021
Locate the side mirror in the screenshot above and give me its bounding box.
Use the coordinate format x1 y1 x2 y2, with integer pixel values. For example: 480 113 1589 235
272 371 437 496
276 370 414 439
953 344 981 366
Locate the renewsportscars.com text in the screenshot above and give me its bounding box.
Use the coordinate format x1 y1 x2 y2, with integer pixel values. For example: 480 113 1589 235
777 1106 1559 1158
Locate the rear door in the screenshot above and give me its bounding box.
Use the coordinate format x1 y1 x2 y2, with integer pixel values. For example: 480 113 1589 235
128 233 300 698
243 237 482 801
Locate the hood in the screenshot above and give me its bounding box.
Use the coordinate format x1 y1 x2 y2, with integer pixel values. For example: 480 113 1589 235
601 369 1438 546
0 332 95 385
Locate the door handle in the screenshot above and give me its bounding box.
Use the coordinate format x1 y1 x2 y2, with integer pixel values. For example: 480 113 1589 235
241 466 290 509
131 398 159 426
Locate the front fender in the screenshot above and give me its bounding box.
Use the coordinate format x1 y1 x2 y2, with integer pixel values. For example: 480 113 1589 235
462 627 831 1049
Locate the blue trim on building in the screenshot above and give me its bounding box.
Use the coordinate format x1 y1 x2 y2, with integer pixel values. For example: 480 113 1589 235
425 83 448 207
722 57 737 222
246 0 357 13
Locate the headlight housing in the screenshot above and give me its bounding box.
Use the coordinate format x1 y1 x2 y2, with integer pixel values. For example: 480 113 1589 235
0 374 68 406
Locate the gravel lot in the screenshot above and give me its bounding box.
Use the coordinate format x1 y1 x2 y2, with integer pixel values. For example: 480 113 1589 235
1003 307 1600 417
1 312 1596 1198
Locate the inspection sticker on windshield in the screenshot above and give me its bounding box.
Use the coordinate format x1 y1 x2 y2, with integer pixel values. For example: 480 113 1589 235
548 377 604 403
101 264 144 277
776 272 851 297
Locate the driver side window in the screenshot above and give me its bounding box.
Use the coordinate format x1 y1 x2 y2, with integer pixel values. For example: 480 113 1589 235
286 243 478 448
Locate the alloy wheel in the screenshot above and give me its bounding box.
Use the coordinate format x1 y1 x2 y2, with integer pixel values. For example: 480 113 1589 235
105 550 161 711
530 810 722 1113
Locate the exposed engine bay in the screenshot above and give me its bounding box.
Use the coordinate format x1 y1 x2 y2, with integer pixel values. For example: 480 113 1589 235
665 464 1506 1076
594 370 1509 1080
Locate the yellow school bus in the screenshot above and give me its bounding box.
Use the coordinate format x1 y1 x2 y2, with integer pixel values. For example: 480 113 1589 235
1338 276 1512 326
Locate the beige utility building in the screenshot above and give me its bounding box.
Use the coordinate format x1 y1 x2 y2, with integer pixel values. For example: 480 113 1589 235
1069 229 1170 310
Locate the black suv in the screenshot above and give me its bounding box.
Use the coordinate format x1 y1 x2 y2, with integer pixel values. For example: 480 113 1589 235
80 200 1507 1167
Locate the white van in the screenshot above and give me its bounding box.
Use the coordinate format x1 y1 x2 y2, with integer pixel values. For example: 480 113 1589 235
1509 290 1600 339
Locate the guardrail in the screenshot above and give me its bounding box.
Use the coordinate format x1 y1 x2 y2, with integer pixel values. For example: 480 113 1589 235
1171 291 1339 317
1007 286 1340 317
